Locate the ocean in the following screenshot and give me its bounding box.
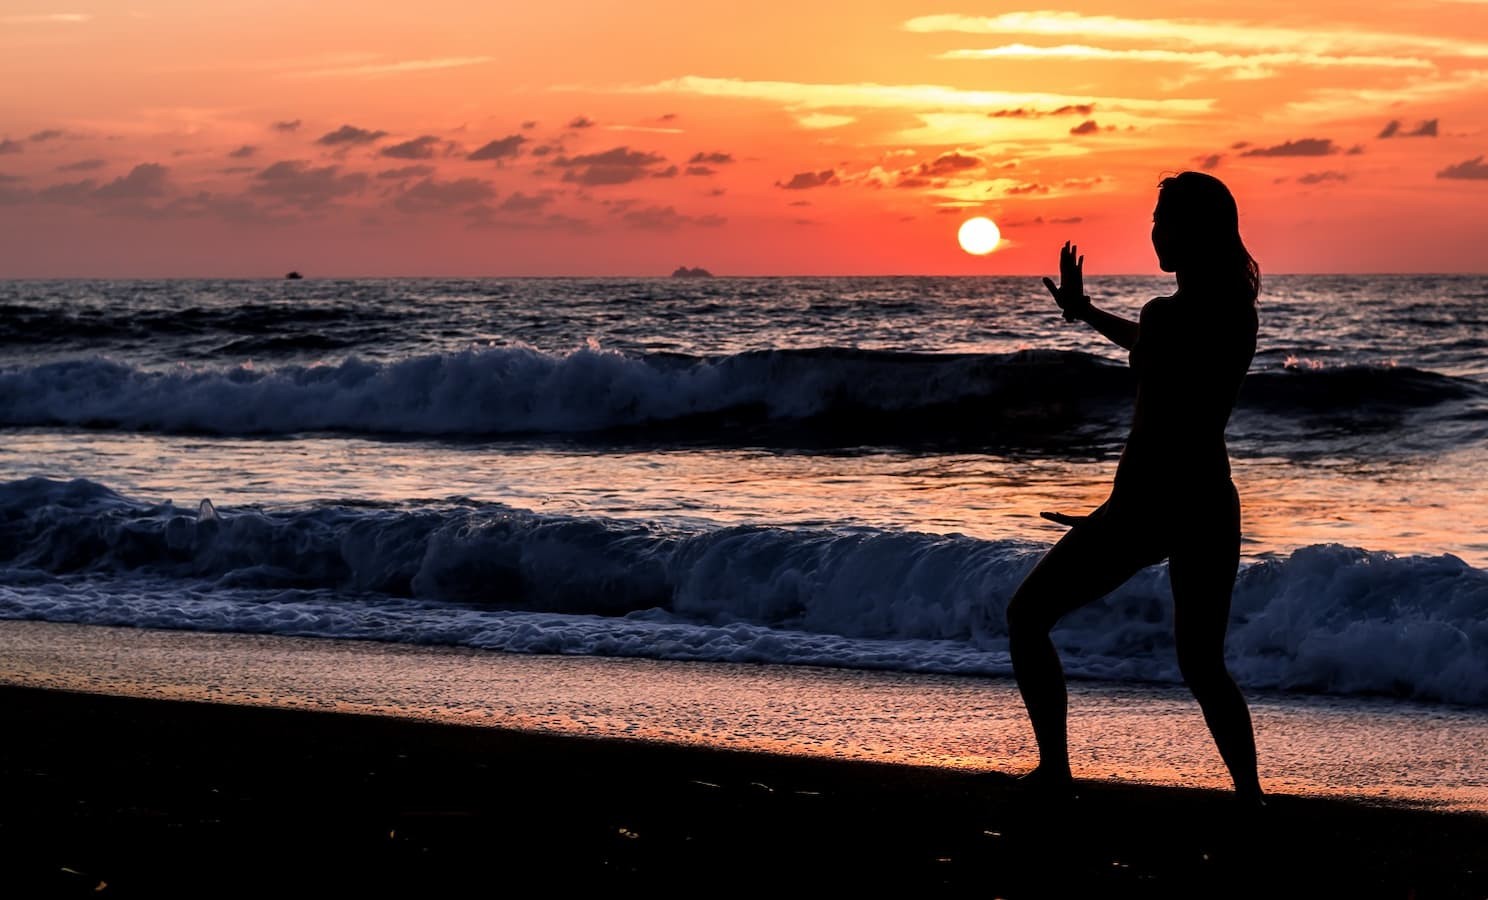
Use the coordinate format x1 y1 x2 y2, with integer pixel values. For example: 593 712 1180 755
2 275 1486 713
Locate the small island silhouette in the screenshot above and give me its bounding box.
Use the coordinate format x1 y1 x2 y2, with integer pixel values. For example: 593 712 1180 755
671 266 713 278
284 271 303 280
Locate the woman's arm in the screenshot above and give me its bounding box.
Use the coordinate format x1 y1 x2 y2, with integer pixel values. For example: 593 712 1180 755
1041 241 1139 350
1072 302 1139 351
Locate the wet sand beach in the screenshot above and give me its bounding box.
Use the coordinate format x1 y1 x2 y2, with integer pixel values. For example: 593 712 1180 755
1 622 1486 897
3 685 1486 897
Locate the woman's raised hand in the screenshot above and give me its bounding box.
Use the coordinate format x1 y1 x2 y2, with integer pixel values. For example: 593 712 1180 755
1041 241 1089 322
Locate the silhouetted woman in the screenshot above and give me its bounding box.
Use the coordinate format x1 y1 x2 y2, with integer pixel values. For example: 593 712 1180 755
1007 171 1263 804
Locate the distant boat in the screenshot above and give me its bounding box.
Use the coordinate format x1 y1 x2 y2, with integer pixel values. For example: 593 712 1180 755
671 266 713 278
285 271 303 280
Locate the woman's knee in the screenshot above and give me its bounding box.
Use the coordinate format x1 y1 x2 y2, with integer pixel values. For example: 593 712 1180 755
1006 587 1054 636
1177 648 1233 692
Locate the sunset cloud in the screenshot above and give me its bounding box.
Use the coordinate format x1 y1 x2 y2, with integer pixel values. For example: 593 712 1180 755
1437 156 1488 179
919 151 981 175
228 145 257 159
94 163 169 200
1296 171 1348 185
29 129 66 142
604 124 685 134
689 152 734 165
271 120 302 133
394 177 495 212
293 56 493 78
1005 182 1050 195
989 104 1094 118
776 169 839 190
903 11 1488 58
381 135 442 159
467 135 526 161
498 191 556 212
37 180 95 204
554 146 669 186
315 124 387 146
1283 70 1488 120
1240 138 1342 157
377 165 435 180
0 140 23 155
939 44 1432 78
1069 120 1100 135
1 13 90 24
568 116 597 129
796 113 855 129
1378 119 1439 138
250 160 368 208
618 76 1214 116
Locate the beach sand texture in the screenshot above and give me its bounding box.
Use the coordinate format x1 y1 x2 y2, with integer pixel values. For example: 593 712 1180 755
2 621 1486 896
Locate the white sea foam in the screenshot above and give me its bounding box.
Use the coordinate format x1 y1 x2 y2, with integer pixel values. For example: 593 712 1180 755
2 477 1485 705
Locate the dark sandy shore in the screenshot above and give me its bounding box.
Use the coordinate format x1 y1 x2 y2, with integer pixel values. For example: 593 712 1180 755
1 685 1483 898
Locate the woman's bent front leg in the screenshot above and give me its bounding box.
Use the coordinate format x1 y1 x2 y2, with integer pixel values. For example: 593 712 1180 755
1006 519 1154 785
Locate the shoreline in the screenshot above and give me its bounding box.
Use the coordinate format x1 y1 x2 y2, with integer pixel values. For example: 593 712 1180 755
3 684 1486 897
4 619 1487 814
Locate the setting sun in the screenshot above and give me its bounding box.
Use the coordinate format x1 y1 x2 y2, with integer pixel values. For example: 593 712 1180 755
958 217 1002 255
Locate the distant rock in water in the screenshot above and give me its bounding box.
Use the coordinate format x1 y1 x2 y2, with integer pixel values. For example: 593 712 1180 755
285 271 303 280
671 266 713 278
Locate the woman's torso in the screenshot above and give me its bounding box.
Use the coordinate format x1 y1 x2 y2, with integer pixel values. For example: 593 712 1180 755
1110 291 1257 510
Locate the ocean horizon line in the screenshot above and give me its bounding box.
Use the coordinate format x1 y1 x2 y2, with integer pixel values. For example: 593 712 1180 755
2 271 1486 281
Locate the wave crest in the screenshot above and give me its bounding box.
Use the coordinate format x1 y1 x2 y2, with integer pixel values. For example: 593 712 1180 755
3 477 1485 705
2 348 1480 447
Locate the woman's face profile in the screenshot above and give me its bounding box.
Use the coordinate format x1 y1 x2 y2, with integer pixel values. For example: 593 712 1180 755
1151 206 1177 272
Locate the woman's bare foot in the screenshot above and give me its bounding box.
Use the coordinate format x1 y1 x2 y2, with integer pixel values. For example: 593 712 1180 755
1016 764 1076 799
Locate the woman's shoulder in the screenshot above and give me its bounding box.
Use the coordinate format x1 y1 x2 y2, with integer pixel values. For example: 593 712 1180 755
1139 295 1179 319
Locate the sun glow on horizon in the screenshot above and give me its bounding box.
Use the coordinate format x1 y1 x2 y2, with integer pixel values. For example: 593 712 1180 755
2 1 1487 275
957 217 1002 255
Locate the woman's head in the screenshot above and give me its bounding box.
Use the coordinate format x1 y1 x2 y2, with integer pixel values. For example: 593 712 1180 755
1151 171 1260 302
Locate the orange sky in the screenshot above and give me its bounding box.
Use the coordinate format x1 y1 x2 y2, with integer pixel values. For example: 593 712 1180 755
2 0 1487 276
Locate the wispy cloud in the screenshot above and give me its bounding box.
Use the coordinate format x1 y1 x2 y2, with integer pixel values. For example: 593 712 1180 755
1 13 91 24
603 124 685 134
796 113 856 129
290 57 494 78
613 75 1213 115
1283 70 1488 118
939 44 1433 78
904 12 1488 58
